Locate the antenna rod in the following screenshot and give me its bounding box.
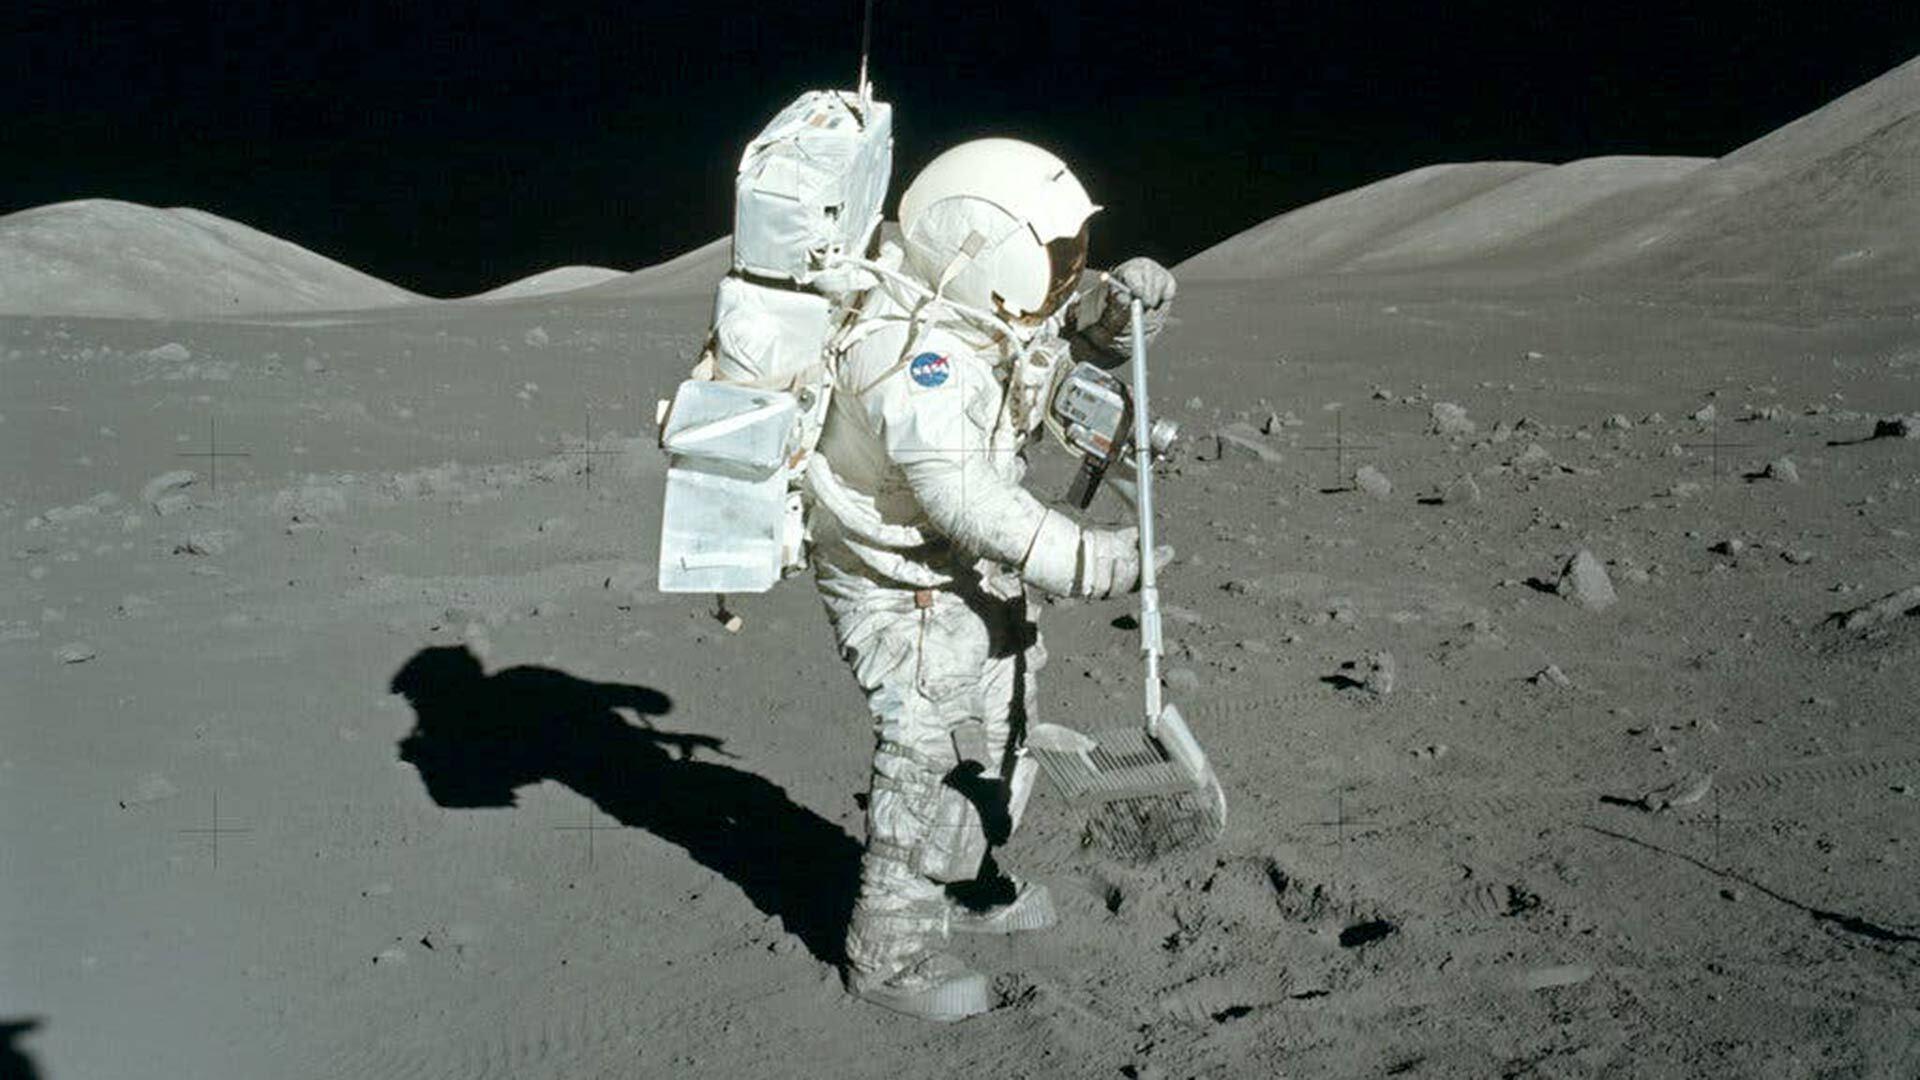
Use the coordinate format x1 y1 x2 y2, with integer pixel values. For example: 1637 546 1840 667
857 0 875 94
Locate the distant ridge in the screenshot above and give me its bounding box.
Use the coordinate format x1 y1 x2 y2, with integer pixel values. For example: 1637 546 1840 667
0 199 421 317
468 264 628 301
1178 53 1920 286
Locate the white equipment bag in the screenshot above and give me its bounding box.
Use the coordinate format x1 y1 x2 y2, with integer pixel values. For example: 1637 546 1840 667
657 89 893 594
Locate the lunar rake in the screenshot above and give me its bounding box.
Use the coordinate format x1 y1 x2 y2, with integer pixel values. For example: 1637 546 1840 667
1029 294 1227 862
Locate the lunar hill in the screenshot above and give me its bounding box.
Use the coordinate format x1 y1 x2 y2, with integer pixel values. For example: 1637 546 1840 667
0 200 424 319
1181 53 1920 286
0 199 727 319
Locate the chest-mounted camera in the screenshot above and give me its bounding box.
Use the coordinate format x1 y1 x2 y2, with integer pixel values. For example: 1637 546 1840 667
1046 361 1177 508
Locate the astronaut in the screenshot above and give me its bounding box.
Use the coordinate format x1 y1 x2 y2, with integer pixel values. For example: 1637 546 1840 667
806 138 1177 1021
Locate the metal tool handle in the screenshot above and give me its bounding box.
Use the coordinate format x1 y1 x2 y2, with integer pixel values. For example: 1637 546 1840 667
1129 297 1165 734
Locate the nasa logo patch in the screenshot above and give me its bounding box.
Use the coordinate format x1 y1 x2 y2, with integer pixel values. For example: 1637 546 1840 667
909 351 951 389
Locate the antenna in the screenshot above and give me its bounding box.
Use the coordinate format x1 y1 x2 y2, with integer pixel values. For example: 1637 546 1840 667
856 0 875 101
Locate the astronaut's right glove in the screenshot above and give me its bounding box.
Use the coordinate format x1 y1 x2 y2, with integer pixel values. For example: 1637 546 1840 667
1076 527 1175 599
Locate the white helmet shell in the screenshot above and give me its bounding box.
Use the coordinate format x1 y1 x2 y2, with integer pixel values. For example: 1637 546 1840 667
898 139 1100 329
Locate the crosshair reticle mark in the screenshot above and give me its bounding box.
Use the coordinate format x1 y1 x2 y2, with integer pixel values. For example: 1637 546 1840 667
1680 418 1755 485
553 804 625 869
177 790 252 869
176 416 252 493
1298 410 1381 492
559 408 623 490
1296 788 1379 857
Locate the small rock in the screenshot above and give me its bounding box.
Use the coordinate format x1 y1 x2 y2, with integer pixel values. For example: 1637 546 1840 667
1164 667 1202 693
1782 549 1816 565
1556 549 1617 612
1518 963 1593 991
1709 538 1746 557
302 356 327 374
1749 404 1785 421
144 342 192 362
1603 413 1633 430
1353 465 1392 500
1512 443 1555 473
55 641 97 664
1441 475 1483 505
1412 743 1450 760
1429 402 1476 436
1691 403 1718 423
524 326 551 348
1720 887 1744 902
1872 414 1918 440
723 614 745 634
1636 772 1713 812
120 772 179 806
1761 457 1800 484
141 470 197 513
1530 664 1573 689
1215 423 1285 464
1362 650 1396 695
1643 412 1666 424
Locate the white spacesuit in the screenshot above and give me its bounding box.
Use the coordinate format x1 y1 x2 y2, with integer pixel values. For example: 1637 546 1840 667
806 138 1176 1021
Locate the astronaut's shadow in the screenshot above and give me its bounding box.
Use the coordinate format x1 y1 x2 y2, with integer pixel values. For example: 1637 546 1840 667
390 645 859 965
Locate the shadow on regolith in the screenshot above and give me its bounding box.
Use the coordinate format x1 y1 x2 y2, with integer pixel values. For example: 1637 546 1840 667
0 1017 44 1080
389 644 859 965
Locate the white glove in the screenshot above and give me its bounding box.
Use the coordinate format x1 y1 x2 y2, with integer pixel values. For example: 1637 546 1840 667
1077 528 1175 599
1109 256 1177 311
1080 257 1177 359
1078 528 1137 599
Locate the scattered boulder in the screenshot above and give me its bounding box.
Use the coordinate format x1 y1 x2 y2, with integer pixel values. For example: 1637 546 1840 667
524 326 551 348
119 771 180 807
1603 413 1633 431
1709 538 1746 557
1873 414 1918 440
271 482 349 523
1530 664 1573 689
1362 650 1396 695
143 342 192 362
141 469 197 515
173 529 238 556
1429 402 1476 437
1761 457 1801 484
1353 464 1392 500
55 641 97 664
1440 475 1483 505
1634 772 1714 813
1164 667 1202 694
1690 403 1718 423
1829 583 1920 632
1214 423 1285 464
1556 549 1617 612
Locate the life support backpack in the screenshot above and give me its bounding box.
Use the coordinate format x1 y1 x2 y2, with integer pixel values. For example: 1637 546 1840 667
655 89 893 595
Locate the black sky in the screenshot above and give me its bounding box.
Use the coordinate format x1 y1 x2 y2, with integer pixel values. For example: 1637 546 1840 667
8 2 1917 297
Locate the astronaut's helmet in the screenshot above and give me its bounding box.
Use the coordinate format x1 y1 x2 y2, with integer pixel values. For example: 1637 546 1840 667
898 139 1099 338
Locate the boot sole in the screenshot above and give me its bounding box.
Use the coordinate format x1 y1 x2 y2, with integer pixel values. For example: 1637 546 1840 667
950 884 1057 934
855 972 992 1022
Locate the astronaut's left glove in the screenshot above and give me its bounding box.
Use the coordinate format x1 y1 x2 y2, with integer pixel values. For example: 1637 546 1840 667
1109 256 1177 312
1077 256 1177 361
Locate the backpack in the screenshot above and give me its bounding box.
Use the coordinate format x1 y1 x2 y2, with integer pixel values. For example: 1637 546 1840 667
655 88 893 595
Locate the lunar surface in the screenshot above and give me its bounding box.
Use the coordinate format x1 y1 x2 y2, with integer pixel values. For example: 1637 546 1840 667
4 56 1917 1080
